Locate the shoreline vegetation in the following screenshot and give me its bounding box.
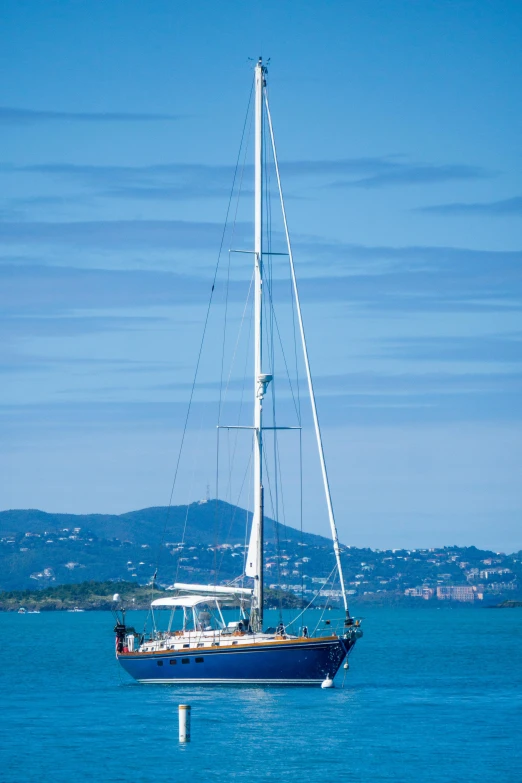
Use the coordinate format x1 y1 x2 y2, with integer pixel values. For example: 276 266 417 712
2 579 521 612
0 580 307 612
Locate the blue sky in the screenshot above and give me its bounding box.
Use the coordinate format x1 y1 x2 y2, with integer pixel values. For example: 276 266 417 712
1 1 521 551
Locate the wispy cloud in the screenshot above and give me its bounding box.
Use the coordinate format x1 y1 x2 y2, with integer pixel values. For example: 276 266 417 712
319 373 522 424
291 241 522 311
328 163 489 189
11 161 239 192
0 107 180 124
416 196 522 216
0 218 249 250
3 216 519 292
2 161 249 203
0 314 166 339
379 335 522 363
149 366 522 397
1 235 521 317
0 350 166 375
2 368 521 432
5 195 91 208
0 264 216 315
313 370 522 393
1 156 491 203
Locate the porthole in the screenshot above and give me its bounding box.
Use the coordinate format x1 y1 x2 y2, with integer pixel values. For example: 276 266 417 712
157 660 163 667
195 657 204 663
181 658 190 664
169 660 176 665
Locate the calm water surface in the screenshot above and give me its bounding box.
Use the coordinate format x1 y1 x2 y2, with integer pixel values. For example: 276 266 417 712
1 606 521 782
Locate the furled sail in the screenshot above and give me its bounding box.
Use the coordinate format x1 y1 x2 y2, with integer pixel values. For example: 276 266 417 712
245 509 260 578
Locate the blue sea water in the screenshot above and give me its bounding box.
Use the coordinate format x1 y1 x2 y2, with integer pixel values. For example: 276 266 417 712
1 606 521 782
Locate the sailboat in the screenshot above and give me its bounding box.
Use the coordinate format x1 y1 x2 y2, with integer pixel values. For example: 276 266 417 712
114 59 362 685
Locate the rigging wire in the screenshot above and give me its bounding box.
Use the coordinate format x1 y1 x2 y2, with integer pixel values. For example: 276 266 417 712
240 432 254 590
261 435 291 622
151 79 255 586
173 406 206 585
215 272 254 546
261 271 300 562
215 447 253 581
220 271 255 410
284 563 338 630
299 428 304 605
263 111 284 619
264 107 278 527
214 283 254 584
262 273 301 420
218 85 254 425
310 567 340 636
213 84 255 575
288 195 304 606
264 85 350 617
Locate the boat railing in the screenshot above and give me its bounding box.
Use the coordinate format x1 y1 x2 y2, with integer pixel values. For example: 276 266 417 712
299 618 362 639
143 616 360 648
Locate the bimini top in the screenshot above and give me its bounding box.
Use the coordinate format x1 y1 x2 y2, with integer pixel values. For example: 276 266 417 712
152 595 213 609
168 582 253 597
152 583 253 608
151 593 247 609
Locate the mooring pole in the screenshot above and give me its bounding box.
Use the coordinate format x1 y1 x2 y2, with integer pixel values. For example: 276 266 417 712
179 704 191 742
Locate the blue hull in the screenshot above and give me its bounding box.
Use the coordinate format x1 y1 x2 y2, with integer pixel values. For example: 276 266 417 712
117 636 354 685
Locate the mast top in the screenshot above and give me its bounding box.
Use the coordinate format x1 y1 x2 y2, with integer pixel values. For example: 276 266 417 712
256 57 268 78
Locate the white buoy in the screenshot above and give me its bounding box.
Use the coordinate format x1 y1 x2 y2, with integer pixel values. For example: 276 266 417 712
321 676 335 689
179 704 191 742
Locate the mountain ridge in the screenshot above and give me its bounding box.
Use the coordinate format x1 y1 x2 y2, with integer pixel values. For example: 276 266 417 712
0 500 330 547
1 502 520 600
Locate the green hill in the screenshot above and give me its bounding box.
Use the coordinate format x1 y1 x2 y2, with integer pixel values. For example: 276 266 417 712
0 500 327 547
0 500 328 591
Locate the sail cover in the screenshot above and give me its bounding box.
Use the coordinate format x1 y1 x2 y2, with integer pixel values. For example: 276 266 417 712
245 509 260 578
171 583 252 597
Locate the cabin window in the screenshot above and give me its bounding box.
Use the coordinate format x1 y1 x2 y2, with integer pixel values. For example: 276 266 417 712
157 660 163 667
232 641 238 645
169 660 177 665
181 658 190 664
195 657 204 663
183 644 190 648
197 643 204 648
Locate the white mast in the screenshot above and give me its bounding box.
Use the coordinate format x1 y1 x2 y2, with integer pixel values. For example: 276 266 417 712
263 92 351 621
245 58 270 632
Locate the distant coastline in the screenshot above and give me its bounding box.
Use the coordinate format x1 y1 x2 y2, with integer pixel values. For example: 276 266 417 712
1 504 521 605
1 579 519 612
